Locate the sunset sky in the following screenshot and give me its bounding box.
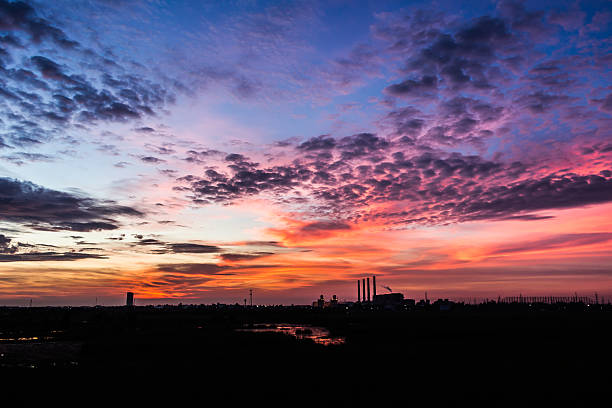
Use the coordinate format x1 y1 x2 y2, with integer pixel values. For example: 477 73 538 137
0 0 611 306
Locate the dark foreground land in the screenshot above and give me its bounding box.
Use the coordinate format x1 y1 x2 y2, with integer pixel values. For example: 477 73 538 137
1 303 611 402
2 302 612 368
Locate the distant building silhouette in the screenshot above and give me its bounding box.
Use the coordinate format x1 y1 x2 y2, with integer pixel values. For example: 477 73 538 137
313 294 340 308
126 292 134 307
433 298 452 311
373 293 404 310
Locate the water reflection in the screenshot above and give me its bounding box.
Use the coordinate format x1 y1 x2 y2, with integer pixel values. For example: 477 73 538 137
0 336 54 342
238 323 345 346
0 330 63 343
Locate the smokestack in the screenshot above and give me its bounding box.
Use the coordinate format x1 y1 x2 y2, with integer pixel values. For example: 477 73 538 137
362 279 366 303
357 280 361 302
367 277 371 302
373 276 376 298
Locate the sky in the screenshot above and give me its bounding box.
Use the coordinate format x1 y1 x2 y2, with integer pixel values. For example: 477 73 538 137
0 0 611 306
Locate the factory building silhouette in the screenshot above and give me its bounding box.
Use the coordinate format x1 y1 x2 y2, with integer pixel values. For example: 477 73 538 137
356 276 405 307
314 276 408 310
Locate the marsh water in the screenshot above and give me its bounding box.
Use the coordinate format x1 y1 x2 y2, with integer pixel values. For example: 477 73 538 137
237 323 345 346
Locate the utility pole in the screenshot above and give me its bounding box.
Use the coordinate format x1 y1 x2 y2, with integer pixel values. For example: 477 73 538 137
249 289 253 307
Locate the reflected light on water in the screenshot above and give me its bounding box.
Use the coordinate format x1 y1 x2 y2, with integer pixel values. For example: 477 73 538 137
237 323 345 346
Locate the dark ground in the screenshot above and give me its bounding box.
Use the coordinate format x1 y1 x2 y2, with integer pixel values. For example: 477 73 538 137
1 304 610 403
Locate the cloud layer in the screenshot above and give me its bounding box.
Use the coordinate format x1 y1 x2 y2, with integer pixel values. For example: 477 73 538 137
0 177 142 231
171 2 612 231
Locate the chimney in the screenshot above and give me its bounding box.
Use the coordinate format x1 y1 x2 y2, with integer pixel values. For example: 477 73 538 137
362 279 366 303
357 280 361 302
367 277 371 302
373 275 376 298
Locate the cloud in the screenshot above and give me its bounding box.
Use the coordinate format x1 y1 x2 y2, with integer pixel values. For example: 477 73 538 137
219 252 273 262
155 263 230 275
135 126 155 133
337 133 390 161
0 233 106 262
140 156 166 164
367 2 612 155
297 135 336 151
178 133 612 228
167 243 222 254
597 93 612 112
1 152 54 165
170 2 612 232
300 220 352 232
451 174 612 222
0 1 78 48
131 236 222 254
145 144 175 155
0 251 106 262
0 177 143 231
384 75 437 98
0 234 17 253
0 1 178 148
489 233 612 256
267 219 354 244
390 15 512 91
